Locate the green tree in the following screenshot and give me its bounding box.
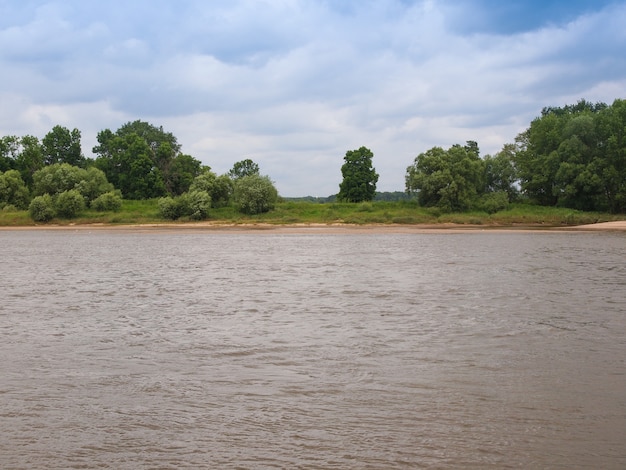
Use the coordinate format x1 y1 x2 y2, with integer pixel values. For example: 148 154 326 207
93 120 199 199
55 189 85 218
484 143 519 202
32 163 115 209
189 170 234 207
29 194 55 222
94 132 166 199
234 174 278 214
15 135 44 187
229 159 260 180
337 146 379 202
167 154 203 195
0 136 20 172
42 125 85 167
0 170 30 209
595 99 626 213
33 163 88 197
406 142 485 211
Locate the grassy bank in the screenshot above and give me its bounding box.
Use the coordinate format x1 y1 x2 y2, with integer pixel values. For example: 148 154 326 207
1 199 623 227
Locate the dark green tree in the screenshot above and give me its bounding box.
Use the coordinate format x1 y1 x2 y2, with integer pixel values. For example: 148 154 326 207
406 142 484 211
337 146 379 202
42 125 85 167
229 159 260 180
483 143 519 202
15 135 44 188
93 131 166 199
93 120 199 199
0 136 20 172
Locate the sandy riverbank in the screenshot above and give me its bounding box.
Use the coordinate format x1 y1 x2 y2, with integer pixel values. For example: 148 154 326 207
2 220 626 233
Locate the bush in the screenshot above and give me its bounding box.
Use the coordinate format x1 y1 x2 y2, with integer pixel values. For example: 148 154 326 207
55 189 86 218
0 170 30 209
91 191 123 211
158 190 212 220
234 174 278 215
186 190 211 220
29 194 55 222
476 191 510 214
158 196 183 220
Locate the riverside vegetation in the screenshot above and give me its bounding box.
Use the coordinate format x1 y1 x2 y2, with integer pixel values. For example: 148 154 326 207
1 98 626 227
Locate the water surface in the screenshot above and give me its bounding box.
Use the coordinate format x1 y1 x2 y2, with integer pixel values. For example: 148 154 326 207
1 230 625 468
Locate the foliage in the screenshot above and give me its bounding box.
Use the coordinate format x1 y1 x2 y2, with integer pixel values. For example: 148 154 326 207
338 146 379 202
28 194 55 222
405 141 485 211
158 196 185 220
483 144 519 202
15 135 45 187
94 132 166 199
234 174 279 214
90 191 123 212
513 98 626 212
0 170 30 209
32 163 114 202
42 125 85 167
158 190 212 220
229 159 260 180
93 120 201 199
33 163 86 196
55 189 86 218
76 167 115 202
167 154 203 195
185 190 212 220
476 191 510 214
189 170 234 207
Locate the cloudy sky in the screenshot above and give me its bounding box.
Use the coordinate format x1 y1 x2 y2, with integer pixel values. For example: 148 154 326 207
1 0 625 196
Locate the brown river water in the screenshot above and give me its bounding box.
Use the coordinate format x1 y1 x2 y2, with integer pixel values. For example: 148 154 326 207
1 229 625 469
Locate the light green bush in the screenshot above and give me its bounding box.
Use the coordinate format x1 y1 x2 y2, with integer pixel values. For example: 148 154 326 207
234 175 278 215
55 189 86 218
29 194 55 222
91 191 123 211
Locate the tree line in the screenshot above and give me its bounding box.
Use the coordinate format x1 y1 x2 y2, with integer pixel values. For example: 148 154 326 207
0 121 278 221
405 98 626 213
2 98 626 221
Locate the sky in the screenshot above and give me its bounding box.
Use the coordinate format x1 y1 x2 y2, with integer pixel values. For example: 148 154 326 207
1 0 625 197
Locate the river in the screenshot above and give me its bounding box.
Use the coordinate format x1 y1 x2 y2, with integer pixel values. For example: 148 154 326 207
1 228 625 469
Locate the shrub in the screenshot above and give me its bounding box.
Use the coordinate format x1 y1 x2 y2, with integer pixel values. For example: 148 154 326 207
91 191 123 211
186 190 211 220
55 189 86 218
234 174 278 215
158 196 183 220
29 194 55 222
476 191 510 214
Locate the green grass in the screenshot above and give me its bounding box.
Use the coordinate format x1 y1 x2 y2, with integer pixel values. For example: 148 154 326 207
0 199 623 227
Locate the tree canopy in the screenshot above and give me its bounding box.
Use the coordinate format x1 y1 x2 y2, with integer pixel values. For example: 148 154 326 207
406 141 484 211
93 120 201 199
338 146 379 202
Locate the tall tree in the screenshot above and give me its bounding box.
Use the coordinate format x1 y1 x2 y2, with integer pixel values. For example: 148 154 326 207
337 146 379 202
229 159 260 180
406 142 484 211
93 121 199 199
42 125 85 167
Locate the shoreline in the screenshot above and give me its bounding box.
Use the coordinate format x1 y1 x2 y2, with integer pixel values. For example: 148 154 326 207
2 220 626 233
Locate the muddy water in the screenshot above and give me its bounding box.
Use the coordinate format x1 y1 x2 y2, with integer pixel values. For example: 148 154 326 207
1 230 625 469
